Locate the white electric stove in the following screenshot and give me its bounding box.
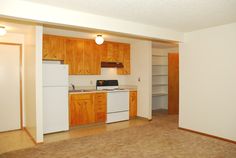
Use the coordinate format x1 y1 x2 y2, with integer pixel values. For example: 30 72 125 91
96 80 129 123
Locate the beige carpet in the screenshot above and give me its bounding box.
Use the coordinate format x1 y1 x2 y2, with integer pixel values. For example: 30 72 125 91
0 114 235 158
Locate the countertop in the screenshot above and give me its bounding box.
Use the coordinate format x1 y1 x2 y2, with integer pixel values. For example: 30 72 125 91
69 85 137 94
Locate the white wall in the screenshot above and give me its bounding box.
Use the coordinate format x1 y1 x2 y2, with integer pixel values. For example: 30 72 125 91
179 22 236 141
24 26 37 141
44 27 153 120
0 0 183 42
70 69 130 87
0 33 24 43
131 40 152 119
24 25 43 143
35 26 43 142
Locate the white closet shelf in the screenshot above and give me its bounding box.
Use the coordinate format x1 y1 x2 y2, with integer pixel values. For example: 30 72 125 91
152 83 168 86
152 64 168 66
152 74 168 76
152 92 168 97
152 55 168 57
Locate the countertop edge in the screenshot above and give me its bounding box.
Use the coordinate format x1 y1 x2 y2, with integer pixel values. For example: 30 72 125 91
69 89 137 94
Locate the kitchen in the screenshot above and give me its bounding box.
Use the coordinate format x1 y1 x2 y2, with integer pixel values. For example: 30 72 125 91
1 1 236 156
0 20 152 145
42 27 141 134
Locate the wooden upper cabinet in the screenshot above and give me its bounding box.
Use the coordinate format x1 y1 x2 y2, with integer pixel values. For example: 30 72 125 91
84 40 101 75
108 42 119 62
43 35 66 60
100 43 108 62
101 42 131 75
64 38 84 75
117 44 131 75
69 94 95 126
102 42 119 62
43 34 130 75
117 43 125 62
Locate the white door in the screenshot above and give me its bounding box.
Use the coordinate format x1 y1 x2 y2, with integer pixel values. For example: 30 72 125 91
0 44 21 132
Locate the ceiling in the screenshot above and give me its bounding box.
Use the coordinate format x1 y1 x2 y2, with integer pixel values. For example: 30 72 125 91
25 0 236 32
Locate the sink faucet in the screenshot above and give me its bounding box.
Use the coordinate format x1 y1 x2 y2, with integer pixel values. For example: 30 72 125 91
71 84 75 90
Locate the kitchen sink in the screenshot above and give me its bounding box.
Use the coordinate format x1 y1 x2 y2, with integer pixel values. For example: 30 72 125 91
69 89 96 93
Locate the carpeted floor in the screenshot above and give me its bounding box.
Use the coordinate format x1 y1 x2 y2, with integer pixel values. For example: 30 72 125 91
0 113 235 158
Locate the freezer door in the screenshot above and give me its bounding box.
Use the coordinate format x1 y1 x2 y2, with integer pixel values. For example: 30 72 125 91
43 64 68 87
107 92 129 113
43 87 69 134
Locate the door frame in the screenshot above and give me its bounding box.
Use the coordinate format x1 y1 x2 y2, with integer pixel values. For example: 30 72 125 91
0 42 23 130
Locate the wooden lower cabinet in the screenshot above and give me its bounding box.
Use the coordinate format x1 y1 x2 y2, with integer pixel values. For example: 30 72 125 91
94 93 107 122
129 91 137 118
69 93 94 126
69 92 107 127
69 91 137 126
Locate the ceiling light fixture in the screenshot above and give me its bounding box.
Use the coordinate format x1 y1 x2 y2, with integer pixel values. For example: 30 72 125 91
0 26 6 36
95 35 104 45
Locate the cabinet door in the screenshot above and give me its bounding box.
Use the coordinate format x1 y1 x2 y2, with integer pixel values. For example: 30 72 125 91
43 35 66 60
117 44 131 75
102 42 119 62
101 43 108 62
117 43 125 63
78 99 94 125
94 93 107 122
84 40 101 75
70 94 95 126
65 39 84 75
129 91 137 118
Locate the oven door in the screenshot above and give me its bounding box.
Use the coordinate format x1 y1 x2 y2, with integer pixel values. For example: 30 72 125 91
107 91 129 113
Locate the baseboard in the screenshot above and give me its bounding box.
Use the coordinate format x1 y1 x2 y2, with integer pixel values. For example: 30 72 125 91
178 127 236 144
0 128 22 134
152 106 168 111
136 116 151 121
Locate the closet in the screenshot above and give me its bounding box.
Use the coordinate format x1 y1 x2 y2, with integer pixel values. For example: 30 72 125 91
152 42 179 114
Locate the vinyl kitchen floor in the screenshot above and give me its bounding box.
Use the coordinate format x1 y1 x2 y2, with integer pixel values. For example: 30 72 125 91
0 116 150 154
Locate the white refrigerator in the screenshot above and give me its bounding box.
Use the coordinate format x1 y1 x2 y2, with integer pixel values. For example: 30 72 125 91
43 63 69 134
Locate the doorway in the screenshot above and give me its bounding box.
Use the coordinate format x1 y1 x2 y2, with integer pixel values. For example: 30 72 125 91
152 42 179 115
0 43 23 132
